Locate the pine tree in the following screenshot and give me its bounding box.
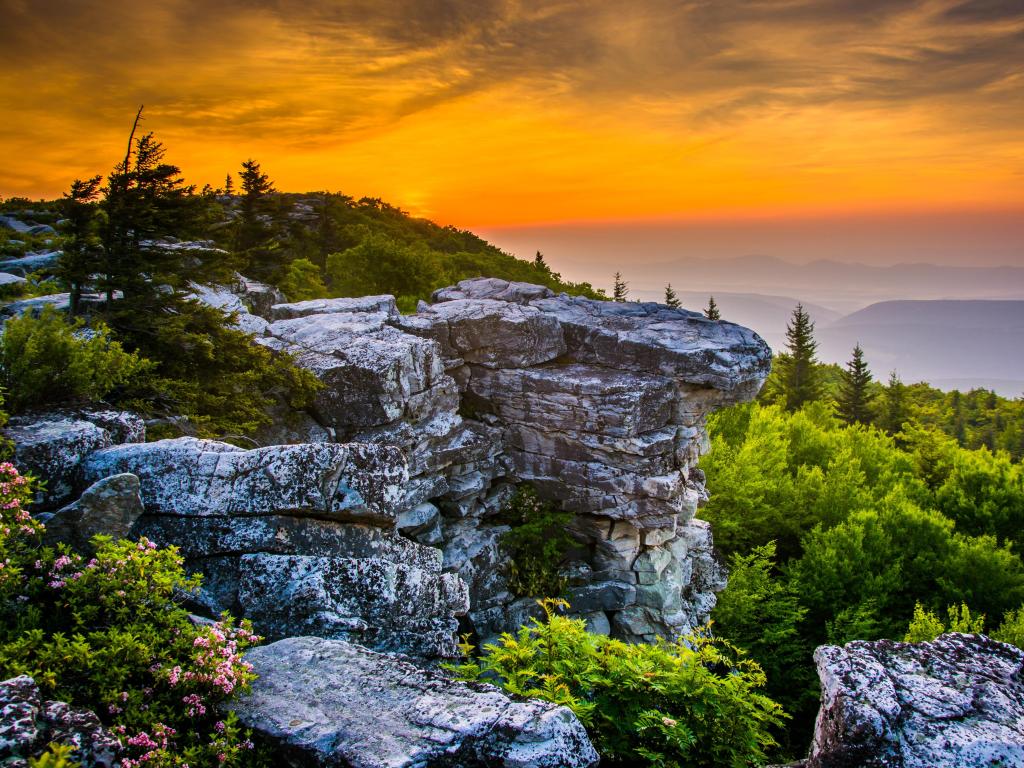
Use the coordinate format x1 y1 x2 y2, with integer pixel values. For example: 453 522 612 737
235 159 280 281
664 283 681 308
224 173 233 195
535 250 547 268
705 295 721 320
58 175 103 316
612 272 629 302
837 343 873 425
777 303 820 411
880 370 909 435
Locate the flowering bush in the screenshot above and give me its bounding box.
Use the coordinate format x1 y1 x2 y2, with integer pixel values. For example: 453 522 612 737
0 463 266 767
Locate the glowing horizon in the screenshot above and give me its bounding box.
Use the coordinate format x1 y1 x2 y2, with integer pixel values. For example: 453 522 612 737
1 0 1022 237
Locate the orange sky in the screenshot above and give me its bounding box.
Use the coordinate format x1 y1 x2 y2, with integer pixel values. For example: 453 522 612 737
1 0 1022 230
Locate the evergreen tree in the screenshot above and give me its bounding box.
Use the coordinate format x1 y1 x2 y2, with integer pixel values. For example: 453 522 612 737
57 175 103 315
235 159 280 282
224 173 233 195
534 250 547 268
880 370 909 434
837 343 874 425
664 283 681 308
705 295 721 320
776 303 820 411
612 272 629 302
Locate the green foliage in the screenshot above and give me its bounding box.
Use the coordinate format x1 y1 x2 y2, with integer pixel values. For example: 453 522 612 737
279 257 328 302
711 543 815 749
0 463 263 767
993 608 1024 649
903 602 985 642
29 743 80 768
496 486 574 598
0 307 152 414
837 344 873 425
701 400 1024 755
447 598 786 768
326 231 444 304
769 304 821 411
115 299 321 440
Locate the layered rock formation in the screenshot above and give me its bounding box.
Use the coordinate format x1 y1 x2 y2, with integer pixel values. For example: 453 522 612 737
808 633 1024 768
10 278 769 656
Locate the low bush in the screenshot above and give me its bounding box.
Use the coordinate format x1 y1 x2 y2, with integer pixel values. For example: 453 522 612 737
0 462 265 767
495 486 574 597
0 307 152 414
447 598 786 767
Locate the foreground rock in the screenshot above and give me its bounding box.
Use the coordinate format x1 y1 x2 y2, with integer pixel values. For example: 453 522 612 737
0 675 120 767
231 636 599 768
808 633 1024 768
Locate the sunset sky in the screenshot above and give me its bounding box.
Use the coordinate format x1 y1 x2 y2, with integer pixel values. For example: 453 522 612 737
1 0 1022 266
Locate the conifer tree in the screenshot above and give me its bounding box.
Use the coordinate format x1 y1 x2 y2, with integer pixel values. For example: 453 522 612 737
837 343 873 425
235 159 280 281
705 295 721 320
879 370 909 434
664 283 681 308
535 250 547 268
224 173 233 195
612 272 629 302
58 175 103 315
776 303 820 411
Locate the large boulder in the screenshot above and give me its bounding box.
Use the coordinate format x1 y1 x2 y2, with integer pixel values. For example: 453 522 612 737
4 411 145 509
38 473 145 552
0 675 121 768
82 438 407 525
808 633 1024 768
230 636 599 768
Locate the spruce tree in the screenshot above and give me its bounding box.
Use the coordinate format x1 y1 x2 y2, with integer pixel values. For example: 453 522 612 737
705 295 721 320
535 250 547 268
777 303 820 411
612 272 629 302
880 370 909 434
837 343 873 425
235 159 280 281
57 175 103 316
224 173 233 195
664 283 681 308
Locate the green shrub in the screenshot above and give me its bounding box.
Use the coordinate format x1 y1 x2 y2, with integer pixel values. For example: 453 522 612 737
0 307 152 413
447 598 785 767
496 486 574 597
903 601 985 642
0 462 264 767
279 258 327 302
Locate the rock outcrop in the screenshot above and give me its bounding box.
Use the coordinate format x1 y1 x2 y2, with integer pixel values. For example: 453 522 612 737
230 635 599 768
0 675 121 768
808 633 1024 768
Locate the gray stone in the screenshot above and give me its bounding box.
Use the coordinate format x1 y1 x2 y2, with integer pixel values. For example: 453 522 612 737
0 251 60 277
270 295 398 320
432 277 556 305
235 275 285 317
809 633 1024 768
237 554 468 658
0 293 70 318
0 273 26 289
231 636 598 768
83 438 407 525
0 675 120 767
39 473 144 552
567 581 637 613
4 412 141 509
411 299 566 368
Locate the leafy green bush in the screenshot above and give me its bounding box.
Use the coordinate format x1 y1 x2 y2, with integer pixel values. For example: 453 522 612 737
447 598 785 767
903 602 985 642
0 462 264 767
279 258 328 302
0 307 152 413
496 486 574 597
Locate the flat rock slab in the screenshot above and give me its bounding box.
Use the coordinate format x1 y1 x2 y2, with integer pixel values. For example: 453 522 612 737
809 633 1024 768
83 438 407 524
231 636 599 768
